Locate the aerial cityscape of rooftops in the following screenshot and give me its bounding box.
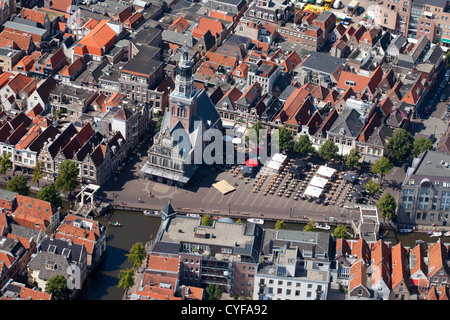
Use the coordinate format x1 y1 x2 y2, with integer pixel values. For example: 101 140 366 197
0 0 449 303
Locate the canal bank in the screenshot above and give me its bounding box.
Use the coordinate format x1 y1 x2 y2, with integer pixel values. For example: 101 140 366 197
75 207 444 300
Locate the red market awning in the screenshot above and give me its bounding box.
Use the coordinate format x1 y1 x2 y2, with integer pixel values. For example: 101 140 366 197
245 159 259 167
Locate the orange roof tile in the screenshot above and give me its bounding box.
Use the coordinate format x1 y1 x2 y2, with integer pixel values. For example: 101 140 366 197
0 31 33 52
169 16 190 33
198 17 224 39
75 20 117 57
209 10 235 22
147 254 180 273
20 7 47 25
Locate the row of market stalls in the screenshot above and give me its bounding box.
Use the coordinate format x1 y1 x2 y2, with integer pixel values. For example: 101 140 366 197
303 165 337 199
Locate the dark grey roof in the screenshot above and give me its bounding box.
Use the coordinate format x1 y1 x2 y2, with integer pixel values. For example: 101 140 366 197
210 0 247 11
223 34 252 47
424 0 447 7
366 123 393 146
122 52 163 77
374 31 392 51
40 237 84 264
75 131 105 161
162 29 195 47
9 224 45 244
300 52 346 74
396 54 415 69
421 44 444 65
315 9 334 21
27 251 69 281
389 34 407 50
328 108 364 138
151 240 181 254
0 236 25 258
261 229 331 262
194 90 221 131
132 26 162 46
278 85 296 102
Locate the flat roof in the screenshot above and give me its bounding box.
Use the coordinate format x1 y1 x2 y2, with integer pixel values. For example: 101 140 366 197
160 215 255 249
413 150 450 177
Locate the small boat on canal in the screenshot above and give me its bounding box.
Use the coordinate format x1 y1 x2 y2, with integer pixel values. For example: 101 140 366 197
444 231 450 237
247 218 264 225
144 210 160 216
109 221 122 227
399 228 414 234
428 231 442 237
315 222 331 230
187 213 200 218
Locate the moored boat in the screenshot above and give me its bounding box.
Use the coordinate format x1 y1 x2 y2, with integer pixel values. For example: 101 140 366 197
430 231 442 237
444 231 450 237
315 222 331 230
399 228 414 234
187 213 200 218
144 210 160 216
247 218 264 225
108 221 122 227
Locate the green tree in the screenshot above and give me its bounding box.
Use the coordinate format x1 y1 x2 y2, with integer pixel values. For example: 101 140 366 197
7 175 29 196
318 140 339 161
54 160 79 197
377 193 397 222
155 114 163 132
206 284 222 300
201 214 213 226
386 128 414 162
0 153 11 180
126 242 146 269
278 127 294 151
118 268 135 290
293 135 315 156
45 275 71 300
275 219 286 230
445 51 450 67
56 108 63 119
345 149 361 168
32 161 44 188
304 220 316 232
333 225 350 239
246 122 264 144
364 178 381 196
37 184 63 208
236 218 244 223
411 137 433 158
371 156 393 184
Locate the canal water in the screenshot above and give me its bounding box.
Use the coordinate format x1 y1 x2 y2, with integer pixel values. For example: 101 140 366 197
74 209 437 300
76 210 161 300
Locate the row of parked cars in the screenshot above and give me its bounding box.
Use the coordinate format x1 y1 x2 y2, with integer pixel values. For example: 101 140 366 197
424 71 448 115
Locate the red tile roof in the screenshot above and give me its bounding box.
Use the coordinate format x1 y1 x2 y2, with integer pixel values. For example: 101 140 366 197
147 255 180 273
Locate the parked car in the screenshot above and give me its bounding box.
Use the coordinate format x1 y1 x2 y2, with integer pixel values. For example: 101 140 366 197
440 82 446 89
440 94 446 102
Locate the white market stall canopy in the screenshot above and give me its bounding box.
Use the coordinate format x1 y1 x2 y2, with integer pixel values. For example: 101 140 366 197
316 165 336 178
265 153 287 172
309 176 328 189
232 137 242 144
272 153 287 164
267 160 282 171
304 185 323 198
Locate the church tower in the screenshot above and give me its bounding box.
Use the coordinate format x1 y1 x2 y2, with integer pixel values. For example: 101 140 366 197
169 45 199 130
